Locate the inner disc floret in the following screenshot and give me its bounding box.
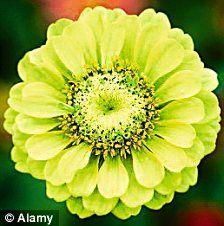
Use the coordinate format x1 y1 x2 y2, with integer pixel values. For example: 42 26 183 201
59 59 160 158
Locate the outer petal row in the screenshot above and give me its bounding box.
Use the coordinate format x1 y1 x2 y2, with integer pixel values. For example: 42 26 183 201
8 82 73 118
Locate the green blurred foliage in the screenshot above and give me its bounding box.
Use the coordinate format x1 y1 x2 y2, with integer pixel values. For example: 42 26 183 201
0 0 223 226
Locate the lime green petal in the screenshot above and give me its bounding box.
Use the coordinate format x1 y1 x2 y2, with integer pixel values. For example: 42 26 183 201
155 121 196 148
63 21 97 64
145 192 174 210
47 18 73 39
11 146 28 163
154 51 204 89
18 48 42 81
16 114 59 134
90 6 106 12
78 8 106 60
18 53 65 90
201 68 218 91
132 148 165 188
67 156 99 197
11 146 29 173
17 55 29 81
160 97 204 124
149 12 171 29
83 189 118 216
121 158 154 208
184 138 205 166
113 8 126 17
3 108 18 134
195 90 221 124
58 143 91 183
145 38 184 84
176 167 198 193
175 182 189 193
155 70 201 103
146 137 194 172
46 182 71 202
158 51 204 86
92 6 112 17
155 170 181 195
120 15 140 60
140 10 170 29
7 97 25 116
174 50 204 73
22 82 65 102
108 9 127 21
182 167 198 186
52 36 85 76
78 7 92 19
15 162 29 173
44 150 67 186
209 117 221 133
80 7 111 26
28 47 44 65
25 132 71 160
12 125 30 149
79 7 123 61
98 156 129 198
134 21 168 71
139 8 156 25
9 82 25 98
169 28 194 50
193 124 217 155
8 82 26 112
92 6 122 23
41 41 72 79
26 157 46 180
100 22 125 66
112 201 141 220
66 197 94 219
20 96 72 118
8 82 71 118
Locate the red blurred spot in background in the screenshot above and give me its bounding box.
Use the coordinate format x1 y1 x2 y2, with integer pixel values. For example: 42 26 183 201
39 0 148 21
177 204 224 226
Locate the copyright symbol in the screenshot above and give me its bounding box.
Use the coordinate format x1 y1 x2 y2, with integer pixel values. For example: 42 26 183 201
5 213 14 223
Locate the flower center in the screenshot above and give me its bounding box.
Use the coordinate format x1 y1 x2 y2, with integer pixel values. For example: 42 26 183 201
59 59 160 158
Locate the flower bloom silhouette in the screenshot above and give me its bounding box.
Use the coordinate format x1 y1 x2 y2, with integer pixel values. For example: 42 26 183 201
4 7 221 219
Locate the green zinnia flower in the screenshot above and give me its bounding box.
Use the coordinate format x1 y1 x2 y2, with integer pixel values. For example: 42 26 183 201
4 6 221 219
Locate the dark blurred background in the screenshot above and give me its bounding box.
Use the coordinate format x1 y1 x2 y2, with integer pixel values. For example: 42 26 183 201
0 0 224 226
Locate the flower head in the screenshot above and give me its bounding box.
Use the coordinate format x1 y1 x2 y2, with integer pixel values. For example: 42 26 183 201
4 7 221 219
